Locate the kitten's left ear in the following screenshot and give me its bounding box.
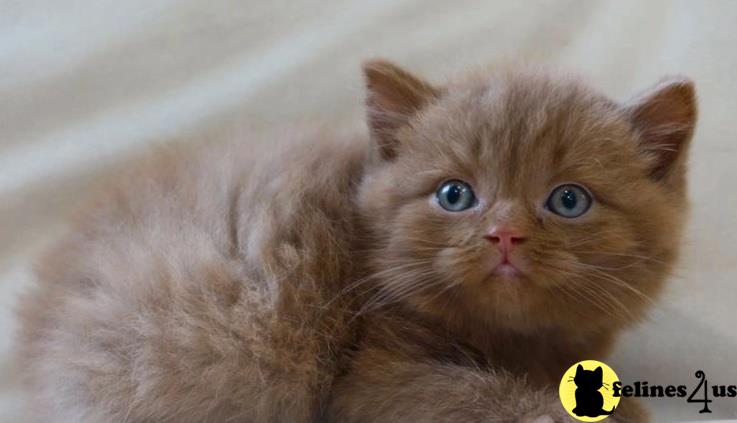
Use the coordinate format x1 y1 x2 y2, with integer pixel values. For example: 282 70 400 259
362 59 440 159
625 77 697 189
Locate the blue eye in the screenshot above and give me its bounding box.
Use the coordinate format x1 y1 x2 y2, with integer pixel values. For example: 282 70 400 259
436 180 477 212
546 184 592 218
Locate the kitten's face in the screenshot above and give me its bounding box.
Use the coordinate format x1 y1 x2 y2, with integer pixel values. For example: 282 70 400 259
359 62 696 332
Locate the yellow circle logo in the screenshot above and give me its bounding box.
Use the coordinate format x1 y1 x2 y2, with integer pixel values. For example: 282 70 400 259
559 360 620 421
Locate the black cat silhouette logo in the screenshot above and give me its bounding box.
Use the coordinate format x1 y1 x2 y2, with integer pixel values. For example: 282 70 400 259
559 360 621 421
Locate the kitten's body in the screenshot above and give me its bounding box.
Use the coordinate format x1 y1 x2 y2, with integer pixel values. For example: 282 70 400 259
18 134 368 422
17 63 696 422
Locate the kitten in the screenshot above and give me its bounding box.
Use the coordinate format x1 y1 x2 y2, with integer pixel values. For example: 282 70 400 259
16 60 696 422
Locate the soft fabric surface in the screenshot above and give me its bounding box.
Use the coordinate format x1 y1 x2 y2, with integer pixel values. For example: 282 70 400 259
1 1 735 421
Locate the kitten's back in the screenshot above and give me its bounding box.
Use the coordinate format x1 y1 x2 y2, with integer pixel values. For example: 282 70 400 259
17 129 366 422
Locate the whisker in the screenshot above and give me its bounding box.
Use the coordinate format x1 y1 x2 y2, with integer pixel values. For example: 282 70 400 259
570 280 624 317
420 278 463 309
548 276 619 318
565 230 625 248
572 263 656 306
353 274 441 317
320 260 436 311
572 250 666 265
545 266 627 318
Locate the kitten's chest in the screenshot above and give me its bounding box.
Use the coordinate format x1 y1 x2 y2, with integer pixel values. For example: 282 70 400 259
472 329 614 387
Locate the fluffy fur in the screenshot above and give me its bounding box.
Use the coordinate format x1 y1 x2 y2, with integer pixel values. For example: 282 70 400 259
16 60 697 422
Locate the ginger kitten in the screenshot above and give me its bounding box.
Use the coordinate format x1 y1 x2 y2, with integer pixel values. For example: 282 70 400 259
17 60 696 422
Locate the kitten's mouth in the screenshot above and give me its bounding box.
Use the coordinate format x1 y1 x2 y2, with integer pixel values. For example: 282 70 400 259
488 251 529 279
492 262 521 277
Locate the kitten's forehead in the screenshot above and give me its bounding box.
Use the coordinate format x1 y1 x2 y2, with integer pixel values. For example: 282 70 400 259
414 70 632 195
470 71 620 151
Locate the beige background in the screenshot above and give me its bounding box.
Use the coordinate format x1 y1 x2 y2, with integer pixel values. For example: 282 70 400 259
1 0 736 421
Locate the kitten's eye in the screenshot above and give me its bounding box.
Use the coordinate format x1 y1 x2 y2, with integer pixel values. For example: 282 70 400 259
546 184 592 218
436 180 477 212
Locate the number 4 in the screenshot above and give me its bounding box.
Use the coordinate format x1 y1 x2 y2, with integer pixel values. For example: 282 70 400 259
687 370 712 413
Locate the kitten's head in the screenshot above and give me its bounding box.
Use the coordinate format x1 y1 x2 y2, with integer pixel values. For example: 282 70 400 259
357 60 696 333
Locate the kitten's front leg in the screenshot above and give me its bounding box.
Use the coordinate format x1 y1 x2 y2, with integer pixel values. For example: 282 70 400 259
326 315 648 423
327 344 578 422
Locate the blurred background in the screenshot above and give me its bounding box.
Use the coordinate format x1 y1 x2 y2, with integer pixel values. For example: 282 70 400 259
1 1 736 421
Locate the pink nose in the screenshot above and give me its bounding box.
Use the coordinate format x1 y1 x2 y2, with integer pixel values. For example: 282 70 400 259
485 226 526 253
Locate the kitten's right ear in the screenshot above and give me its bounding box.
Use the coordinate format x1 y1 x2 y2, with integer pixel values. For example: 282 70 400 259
362 59 439 159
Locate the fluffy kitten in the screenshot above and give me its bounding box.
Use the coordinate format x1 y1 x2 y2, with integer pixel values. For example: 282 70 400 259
16 60 696 422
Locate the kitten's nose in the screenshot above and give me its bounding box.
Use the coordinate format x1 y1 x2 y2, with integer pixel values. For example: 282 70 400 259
485 226 526 254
